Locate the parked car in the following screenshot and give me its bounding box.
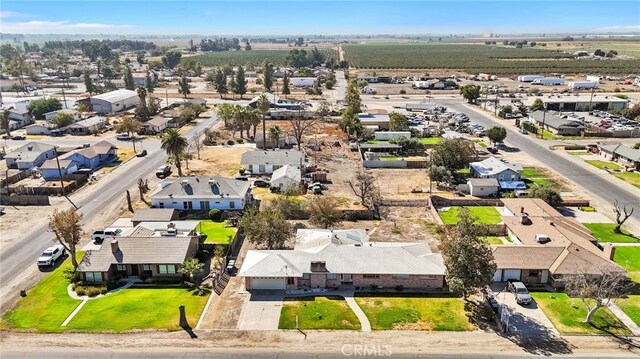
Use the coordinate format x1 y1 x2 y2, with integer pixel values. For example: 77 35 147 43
487 147 498 154
92 229 122 243
253 179 270 188
11 135 26 140
136 149 147 157
37 245 65 267
509 281 533 305
235 175 249 181
519 128 529 135
155 165 171 178
116 134 131 141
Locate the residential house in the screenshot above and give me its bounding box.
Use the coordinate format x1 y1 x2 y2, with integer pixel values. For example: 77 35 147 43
62 141 117 169
528 111 587 136
90 89 140 114
132 71 158 87
149 176 252 211
357 110 390 130
247 92 302 110
40 159 78 180
43 109 81 122
24 123 52 135
470 157 523 181
270 165 301 191
597 142 640 171
8 109 32 128
492 198 624 288
467 178 499 197
76 236 198 282
240 150 305 175
290 77 318 88
64 116 106 135
142 116 170 134
130 208 179 226
239 229 446 291
5 142 56 170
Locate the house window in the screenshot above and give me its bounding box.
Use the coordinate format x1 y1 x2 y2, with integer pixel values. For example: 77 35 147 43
183 201 193 210
392 274 410 280
159 202 165 208
158 264 176 274
258 165 265 173
326 273 337 280
420 275 438 280
273 165 282 171
200 201 210 210
229 201 235 209
287 277 295 285
85 272 103 282
143 264 151 271
116 264 126 271
363 274 380 279
302 273 310 279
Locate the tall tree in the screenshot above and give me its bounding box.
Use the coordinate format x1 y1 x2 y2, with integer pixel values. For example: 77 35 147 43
233 66 247 99
178 75 191 99
247 108 261 140
289 114 316 151
268 125 282 149
282 72 290 97
262 61 274 92
161 129 189 176
49 208 84 270
308 196 343 229
239 207 292 249
83 70 95 96
531 98 545 111
216 103 235 128
27 98 62 120
440 208 496 300
347 169 379 209
565 271 632 324
214 69 228 98
389 112 409 131
124 66 135 90
136 86 148 116
51 112 75 128
194 62 203 77
486 126 507 145
256 94 271 149
460 84 481 104
0 109 11 137
145 72 155 93
429 138 476 172
161 50 182 69
530 184 562 207
117 115 142 151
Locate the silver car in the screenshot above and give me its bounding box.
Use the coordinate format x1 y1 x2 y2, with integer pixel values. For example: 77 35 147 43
509 281 533 305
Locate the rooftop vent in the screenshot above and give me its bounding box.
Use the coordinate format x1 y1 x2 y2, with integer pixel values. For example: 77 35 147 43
208 179 217 186
181 180 189 186
535 234 551 244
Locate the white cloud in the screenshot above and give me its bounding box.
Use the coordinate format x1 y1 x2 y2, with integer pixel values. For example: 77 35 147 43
1 20 134 34
598 25 640 32
0 11 33 19
70 23 133 29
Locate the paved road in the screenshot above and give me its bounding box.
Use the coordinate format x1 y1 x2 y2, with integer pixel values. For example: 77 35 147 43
333 70 346 102
443 99 640 230
0 116 218 290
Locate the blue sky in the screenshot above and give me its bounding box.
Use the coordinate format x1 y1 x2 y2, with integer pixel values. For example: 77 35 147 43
1 1 639 35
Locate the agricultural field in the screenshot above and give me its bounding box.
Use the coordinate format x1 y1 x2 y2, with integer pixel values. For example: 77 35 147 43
184 49 338 67
342 43 640 74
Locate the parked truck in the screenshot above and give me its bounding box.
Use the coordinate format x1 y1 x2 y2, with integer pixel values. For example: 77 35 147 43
586 75 601 83
517 75 544 82
532 77 565 86
568 81 599 89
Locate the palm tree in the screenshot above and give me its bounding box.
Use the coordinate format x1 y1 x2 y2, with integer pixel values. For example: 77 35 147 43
216 103 235 128
178 258 204 284
161 129 188 176
268 125 282 150
256 94 270 150
248 108 261 140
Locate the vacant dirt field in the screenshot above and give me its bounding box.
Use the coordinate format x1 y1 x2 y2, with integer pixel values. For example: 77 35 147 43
178 146 252 177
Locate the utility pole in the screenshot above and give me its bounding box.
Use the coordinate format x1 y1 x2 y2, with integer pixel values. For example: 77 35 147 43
483 86 488 111
494 90 499 116
165 89 169 107
588 87 595 113
61 87 68 109
54 147 78 209
540 105 547 139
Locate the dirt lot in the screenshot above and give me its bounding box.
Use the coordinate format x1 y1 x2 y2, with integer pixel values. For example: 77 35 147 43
178 146 252 177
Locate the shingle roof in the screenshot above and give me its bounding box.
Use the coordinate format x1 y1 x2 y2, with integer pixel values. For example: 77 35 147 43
492 246 565 269
65 116 106 129
240 150 305 167
529 111 586 130
5 142 55 162
40 159 74 170
77 236 195 272
64 141 115 160
471 157 523 177
150 176 251 200
598 142 640 162
271 165 301 183
131 208 178 222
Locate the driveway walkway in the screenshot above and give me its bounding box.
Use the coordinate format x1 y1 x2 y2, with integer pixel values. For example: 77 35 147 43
608 302 640 336
343 295 371 332
491 284 558 336
237 290 284 331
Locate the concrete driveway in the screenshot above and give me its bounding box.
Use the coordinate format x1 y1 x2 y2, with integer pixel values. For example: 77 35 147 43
237 290 284 330
492 284 558 337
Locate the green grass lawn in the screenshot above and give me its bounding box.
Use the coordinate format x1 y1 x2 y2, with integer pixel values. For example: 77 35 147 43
196 220 236 244
455 168 470 175
568 151 591 156
279 296 361 330
619 295 640 326
4 253 83 332
529 178 550 186
380 156 400 161
439 206 502 225
483 236 505 245
364 140 385 144
355 295 475 331
584 223 638 243
613 247 640 272
531 292 631 335
614 172 640 189
418 137 442 145
521 167 546 178
579 206 597 212
585 160 623 171
65 287 209 332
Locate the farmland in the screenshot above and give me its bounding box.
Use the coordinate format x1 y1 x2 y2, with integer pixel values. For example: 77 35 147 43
342 43 640 74
184 49 338 67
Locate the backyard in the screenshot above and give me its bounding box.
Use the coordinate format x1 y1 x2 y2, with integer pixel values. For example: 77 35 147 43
195 220 236 244
355 295 475 331
438 206 502 225
279 296 361 330
531 292 631 335
584 223 638 243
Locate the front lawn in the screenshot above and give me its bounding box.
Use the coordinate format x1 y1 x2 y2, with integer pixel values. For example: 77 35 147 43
613 247 640 272
585 160 623 171
418 137 442 145
483 236 505 245
279 296 361 330
521 167 546 178
355 295 475 331
439 206 502 225
4 253 83 332
614 171 640 189
531 292 631 335
196 220 236 244
380 156 400 161
568 151 591 156
619 295 640 326
65 287 209 332
584 223 638 243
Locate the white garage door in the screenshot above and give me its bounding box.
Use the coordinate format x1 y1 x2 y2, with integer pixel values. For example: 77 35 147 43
503 270 522 281
251 277 286 290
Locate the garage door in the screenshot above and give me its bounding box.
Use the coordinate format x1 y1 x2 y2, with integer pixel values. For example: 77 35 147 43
251 277 286 290
503 270 522 281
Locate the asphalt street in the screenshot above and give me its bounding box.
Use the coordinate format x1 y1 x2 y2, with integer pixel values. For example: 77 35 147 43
0 115 218 290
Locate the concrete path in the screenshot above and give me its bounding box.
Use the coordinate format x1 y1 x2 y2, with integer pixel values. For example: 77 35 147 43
60 299 88 327
609 242 640 246
237 291 284 330
343 295 372 332
608 302 640 336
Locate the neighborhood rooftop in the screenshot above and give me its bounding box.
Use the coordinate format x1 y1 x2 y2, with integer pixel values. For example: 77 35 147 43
90 89 138 103
240 150 305 166
151 176 251 200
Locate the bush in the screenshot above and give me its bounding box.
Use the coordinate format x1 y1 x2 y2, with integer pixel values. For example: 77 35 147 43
227 140 235 145
75 287 86 296
209 208 223 222
399 89 406 94
85 286 102 297
151 276 182 285
236 138 244 144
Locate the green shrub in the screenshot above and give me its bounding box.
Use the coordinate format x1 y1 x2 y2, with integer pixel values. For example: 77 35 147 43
227 140 235 146
208 209 223 222
151 276 182 285
75 287 86 296
85 286 102 297
399 89 406 94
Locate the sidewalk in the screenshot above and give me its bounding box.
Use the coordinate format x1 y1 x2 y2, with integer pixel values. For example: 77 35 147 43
608 302 640 336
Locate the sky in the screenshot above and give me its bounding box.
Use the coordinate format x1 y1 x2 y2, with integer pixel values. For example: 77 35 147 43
1 1 639 36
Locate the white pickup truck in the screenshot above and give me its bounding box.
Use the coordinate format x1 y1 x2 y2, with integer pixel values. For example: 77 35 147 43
37 245 65 267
